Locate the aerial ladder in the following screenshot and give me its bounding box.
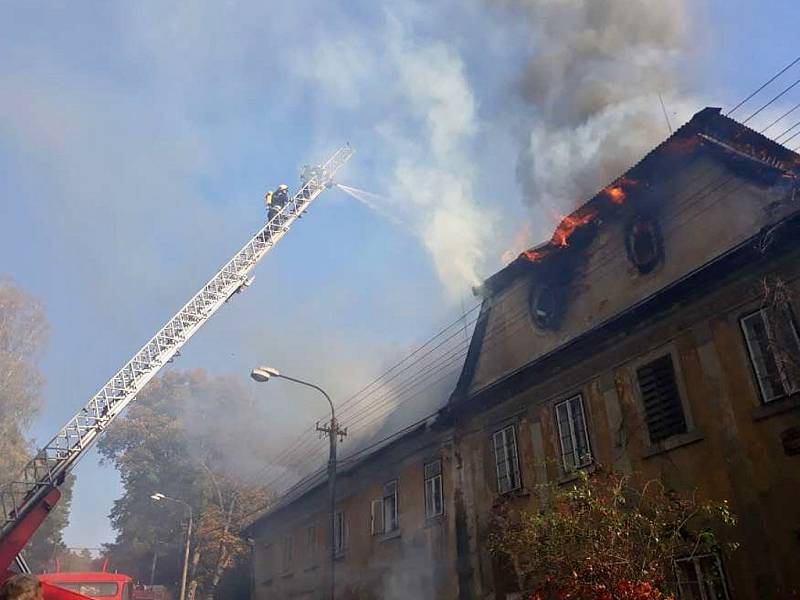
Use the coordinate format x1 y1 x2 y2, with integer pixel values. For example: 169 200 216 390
0 144 354 584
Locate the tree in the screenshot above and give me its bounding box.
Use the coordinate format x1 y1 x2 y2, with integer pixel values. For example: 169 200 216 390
98 370 273 599
0 276 71 571
488 471 737 600
0 276 49 482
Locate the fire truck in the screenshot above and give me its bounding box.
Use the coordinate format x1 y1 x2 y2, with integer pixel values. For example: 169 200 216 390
0 146 353 599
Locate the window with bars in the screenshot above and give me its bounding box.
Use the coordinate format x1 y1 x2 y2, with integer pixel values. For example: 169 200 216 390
740 307 800 403
636 354 688 444
493 425 521 494
674 554 730 600
333 511 347 556
424 459 444 518
555 395 592 472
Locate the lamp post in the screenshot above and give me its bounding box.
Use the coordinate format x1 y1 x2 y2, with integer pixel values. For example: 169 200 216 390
150 493 193 600
250 366 345 600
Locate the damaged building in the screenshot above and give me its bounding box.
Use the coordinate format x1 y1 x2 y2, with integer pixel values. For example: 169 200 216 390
247 107 800 599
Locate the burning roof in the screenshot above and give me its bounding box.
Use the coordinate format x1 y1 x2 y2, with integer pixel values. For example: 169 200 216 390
480 107 800 296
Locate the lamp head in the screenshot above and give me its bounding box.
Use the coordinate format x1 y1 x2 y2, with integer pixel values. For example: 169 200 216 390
250 366 280 383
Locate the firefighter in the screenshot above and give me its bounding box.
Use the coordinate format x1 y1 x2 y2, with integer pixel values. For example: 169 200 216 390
264 189 275 219
273 184 289 210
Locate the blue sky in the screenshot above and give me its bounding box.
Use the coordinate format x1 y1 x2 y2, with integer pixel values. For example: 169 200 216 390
1 0 798 550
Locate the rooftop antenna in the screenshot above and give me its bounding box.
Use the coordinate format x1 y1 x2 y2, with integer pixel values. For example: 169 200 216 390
658 94 673 135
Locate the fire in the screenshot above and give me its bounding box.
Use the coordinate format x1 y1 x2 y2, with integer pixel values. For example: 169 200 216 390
602 176 638 205
551 208 598 247
521 248 547 262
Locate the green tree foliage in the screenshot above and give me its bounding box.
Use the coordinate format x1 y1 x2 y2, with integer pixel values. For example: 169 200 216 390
488 471 737 600
0 276 49 480
0 276 72 572
97 370 272 599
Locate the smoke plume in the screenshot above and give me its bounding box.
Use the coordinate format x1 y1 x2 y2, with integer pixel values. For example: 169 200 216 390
499 0 696 215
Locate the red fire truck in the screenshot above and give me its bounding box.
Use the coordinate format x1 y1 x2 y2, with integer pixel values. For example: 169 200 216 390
38 572 134 600
0 148 352 599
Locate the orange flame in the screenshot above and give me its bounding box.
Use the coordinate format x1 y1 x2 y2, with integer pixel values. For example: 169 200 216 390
551 208 598 247
521 248 548 262
602 176 638 205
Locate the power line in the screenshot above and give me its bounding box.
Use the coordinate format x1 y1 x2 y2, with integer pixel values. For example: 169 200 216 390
742 76 800 125
726 56 800 116
759 101 800 133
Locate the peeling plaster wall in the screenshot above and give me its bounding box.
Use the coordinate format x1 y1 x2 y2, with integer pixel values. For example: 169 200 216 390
451 240 800 599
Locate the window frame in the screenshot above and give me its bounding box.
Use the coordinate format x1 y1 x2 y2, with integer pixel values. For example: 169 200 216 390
305 524 316 565
382 480 399 533
674 553 731 600
281 535 294 574
554 394 593 473
424 459 444 518
492 424 522 495
634 350 691 445
333 510 347 556
740 306 800 404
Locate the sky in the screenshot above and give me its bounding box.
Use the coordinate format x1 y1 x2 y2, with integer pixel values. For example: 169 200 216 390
1 0 799 551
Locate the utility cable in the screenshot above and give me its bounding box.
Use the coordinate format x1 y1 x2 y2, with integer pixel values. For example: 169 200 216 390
727 56 800 116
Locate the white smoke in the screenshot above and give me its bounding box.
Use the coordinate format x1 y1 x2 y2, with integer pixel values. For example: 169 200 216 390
498 0 698 215
379 14 494 297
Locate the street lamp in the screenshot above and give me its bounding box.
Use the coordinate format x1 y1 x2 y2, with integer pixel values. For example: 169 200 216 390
250 366 345 600
150 493 193 600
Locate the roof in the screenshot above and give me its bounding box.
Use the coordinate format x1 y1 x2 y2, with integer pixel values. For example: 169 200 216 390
446 106 799 411
478 107 799 297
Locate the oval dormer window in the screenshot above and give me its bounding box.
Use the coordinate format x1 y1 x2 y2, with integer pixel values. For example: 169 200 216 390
530 283 560 330
626 217 663 274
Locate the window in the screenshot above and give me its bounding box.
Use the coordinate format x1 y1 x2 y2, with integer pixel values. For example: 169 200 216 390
626 216 663 274
371 481 399 536
370 499 384 535
260 543 273 582
282 535 293 573
333 510 347 555
636 354 688 444
530 284 560 330
52 583 118 597
675 554 730 600
555 395 592 472
424 460 444 518
741 307 800 403
305 525 316 564
493 425 521 494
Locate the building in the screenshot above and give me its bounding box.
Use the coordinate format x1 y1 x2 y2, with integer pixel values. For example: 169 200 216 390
248 108 800 599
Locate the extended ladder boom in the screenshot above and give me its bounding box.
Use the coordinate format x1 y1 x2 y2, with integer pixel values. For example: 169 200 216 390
0 144 354 546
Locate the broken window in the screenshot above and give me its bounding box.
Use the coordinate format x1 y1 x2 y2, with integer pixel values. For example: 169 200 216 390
555 394 592 472
741 307 800 403
333 511 347 556
626 216 663 274
493 425 521 494
530 284 560 330
674 554 731 600
424 459 444 518
636 354 688 444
